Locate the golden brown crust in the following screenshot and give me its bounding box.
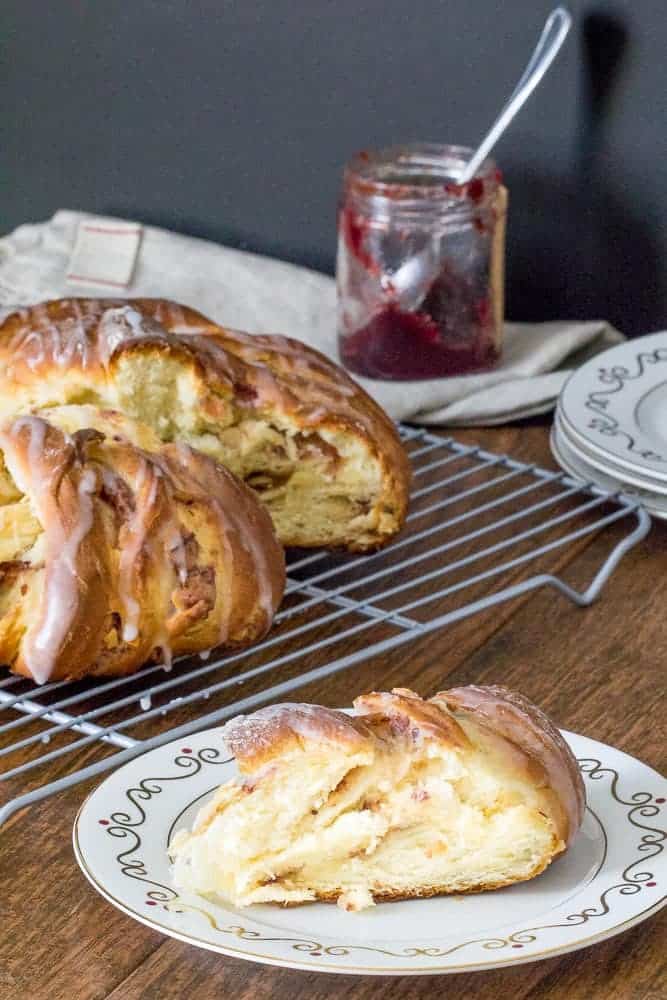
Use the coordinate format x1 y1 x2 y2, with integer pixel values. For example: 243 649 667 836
353 687 471 749
221 687 472 778
0 411 284 683
222 703 373 774
0 299 411 550
433 685 585 847
288 848 559 906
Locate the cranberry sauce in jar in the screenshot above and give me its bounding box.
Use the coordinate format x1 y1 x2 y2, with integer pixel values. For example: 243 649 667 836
336 143 507 381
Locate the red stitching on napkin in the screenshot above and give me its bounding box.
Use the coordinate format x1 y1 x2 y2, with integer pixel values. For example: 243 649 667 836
65 273 129 287
82 226 142 236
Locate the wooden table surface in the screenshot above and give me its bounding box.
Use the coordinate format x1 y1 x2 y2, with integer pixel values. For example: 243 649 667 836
1 423 665 1000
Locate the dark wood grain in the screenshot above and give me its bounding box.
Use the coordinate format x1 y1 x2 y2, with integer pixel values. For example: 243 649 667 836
0 424 664 1000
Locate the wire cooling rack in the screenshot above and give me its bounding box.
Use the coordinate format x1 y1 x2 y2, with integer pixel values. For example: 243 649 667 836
0 426 651 825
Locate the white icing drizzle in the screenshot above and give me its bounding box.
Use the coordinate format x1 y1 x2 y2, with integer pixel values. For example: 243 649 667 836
185 336 238 387
97 307 138 365
192 330 352 430
32 467 97 675
166 326 211 336
117 456 160 643
119 305 148 338
225 501 276 625
222 703 360 755
97 305 163 365
157 638 173 671
168 443 235 644
203 329 373 432
113 448 182 670
304 406 328 423
167 528 189 585
6 300 94 371
228 330 359 398
55 298 89 366
8 330 46 370
4 416 48 494
3 300 377 439
161 298 211 335
0 417 98 683
100 465 120 494
4 301 170 374
250 365 294 410
172 440 276 625
161 440 279 645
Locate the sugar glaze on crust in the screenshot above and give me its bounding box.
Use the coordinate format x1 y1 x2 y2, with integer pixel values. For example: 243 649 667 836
0 299 410 550
0 410 284 683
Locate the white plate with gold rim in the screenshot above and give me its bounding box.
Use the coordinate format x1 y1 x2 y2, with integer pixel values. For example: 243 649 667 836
73 725 666 975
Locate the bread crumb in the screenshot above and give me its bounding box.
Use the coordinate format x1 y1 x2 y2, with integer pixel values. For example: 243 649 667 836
337 887 376 912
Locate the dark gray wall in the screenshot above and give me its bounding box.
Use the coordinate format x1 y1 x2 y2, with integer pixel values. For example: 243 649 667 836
3 1 665 335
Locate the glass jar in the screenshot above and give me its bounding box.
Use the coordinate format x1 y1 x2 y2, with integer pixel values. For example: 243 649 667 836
336 143 508 380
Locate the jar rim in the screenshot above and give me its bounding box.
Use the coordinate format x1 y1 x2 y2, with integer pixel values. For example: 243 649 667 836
344 142 500 207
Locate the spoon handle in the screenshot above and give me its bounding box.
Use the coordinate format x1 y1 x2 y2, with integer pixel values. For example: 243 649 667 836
458 6 572 185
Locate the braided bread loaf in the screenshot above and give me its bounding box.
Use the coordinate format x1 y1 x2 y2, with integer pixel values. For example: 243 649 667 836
0 405 284 683
0 299 410 550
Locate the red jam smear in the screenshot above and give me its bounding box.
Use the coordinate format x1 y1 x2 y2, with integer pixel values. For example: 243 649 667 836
340 207 379 275
341 263 498 380
341 303 498 380
443 167 503 204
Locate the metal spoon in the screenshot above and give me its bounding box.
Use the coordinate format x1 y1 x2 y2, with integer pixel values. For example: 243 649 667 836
391 6 572 304
459 6 572 184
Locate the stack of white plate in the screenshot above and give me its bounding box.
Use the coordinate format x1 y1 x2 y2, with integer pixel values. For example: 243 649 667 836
552 331 667 519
